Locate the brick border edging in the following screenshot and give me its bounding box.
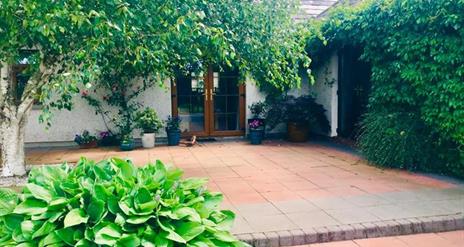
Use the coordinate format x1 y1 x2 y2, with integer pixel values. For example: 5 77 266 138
236 214 464 247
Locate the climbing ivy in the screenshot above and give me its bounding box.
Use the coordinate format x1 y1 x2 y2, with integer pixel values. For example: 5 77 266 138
307 0 464 177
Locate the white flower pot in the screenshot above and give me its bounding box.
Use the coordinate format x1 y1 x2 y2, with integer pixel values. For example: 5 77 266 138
142 133 155 148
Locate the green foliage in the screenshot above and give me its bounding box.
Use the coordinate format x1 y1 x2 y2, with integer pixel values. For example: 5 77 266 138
248 102 267 119
358 110 464 177
135 108 163 134
73 130 98 146
0 158 249 246
165 116 181 132
307 0 464 177
266 95 330 134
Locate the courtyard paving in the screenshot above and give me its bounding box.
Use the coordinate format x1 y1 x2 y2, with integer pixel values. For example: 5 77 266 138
26 140 464 245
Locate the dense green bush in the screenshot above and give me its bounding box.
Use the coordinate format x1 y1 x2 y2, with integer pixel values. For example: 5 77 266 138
0 158 249 246
358 111 435 170
358 110 464 177
307 0 464 177
266 95 330 134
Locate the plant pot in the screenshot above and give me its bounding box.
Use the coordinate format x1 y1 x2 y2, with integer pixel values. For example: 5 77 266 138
249 129 264 145
79 141 98 149
120 141 134 151
166 129 181 146
98 136 120 147
142 133 156 148
287 122 309 142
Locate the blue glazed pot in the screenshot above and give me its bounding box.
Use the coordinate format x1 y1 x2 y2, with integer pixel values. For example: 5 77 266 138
249 129 264 145
120 141 134 151
166 129 181 146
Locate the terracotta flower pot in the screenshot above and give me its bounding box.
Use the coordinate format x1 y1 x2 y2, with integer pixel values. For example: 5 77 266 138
287 122 309 142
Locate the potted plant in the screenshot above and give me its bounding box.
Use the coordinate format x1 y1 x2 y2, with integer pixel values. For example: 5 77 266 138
248 119 265 145
74 130 98 148
135 107 163 148
266 95 330 142
165 116 182 146
120 134 135 151
97 131 120 146
247 101 267 144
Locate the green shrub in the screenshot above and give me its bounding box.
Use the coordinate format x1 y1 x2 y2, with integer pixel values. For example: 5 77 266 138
266 95 330 134
358 110 464 177
0 158 249 247
135 108 163 134
358 111 434 170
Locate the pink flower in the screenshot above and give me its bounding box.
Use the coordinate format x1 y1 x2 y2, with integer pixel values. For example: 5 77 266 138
81 90 89 97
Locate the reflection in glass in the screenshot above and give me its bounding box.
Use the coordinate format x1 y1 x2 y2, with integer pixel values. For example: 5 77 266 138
176 73 205 132
213 69 240 131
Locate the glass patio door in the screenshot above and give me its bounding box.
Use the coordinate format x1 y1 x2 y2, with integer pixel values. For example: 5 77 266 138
172 67 245 137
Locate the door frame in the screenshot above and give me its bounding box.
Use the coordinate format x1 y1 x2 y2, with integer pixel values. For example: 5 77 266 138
171 67 246 137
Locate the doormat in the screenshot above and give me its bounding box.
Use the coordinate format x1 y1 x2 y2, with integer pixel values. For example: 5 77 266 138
196 137 217 142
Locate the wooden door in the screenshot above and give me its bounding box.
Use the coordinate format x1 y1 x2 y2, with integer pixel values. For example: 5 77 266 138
172 67 245 137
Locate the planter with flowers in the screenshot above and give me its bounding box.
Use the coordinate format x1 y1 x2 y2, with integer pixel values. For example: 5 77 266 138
97 131 120 146
74 130 98 148
165 116 182 146
248 119 265 145
247 102 267 145
135 108 163 148
120 134 135 151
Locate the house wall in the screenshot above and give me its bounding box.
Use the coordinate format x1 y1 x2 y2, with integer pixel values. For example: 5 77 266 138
21 59 335 144
310 52 339 137
25 81 172 144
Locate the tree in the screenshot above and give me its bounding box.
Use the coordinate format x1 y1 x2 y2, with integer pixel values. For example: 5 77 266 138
81 0 312 139
1 0 311 177
0 0 157 176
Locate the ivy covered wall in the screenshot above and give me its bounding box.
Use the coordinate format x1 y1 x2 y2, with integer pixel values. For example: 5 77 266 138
307 0 464 177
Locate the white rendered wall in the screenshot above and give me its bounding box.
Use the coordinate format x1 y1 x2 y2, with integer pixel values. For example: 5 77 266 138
310 53 339 137
25 81 172 143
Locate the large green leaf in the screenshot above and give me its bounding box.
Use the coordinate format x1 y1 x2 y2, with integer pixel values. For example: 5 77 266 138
181 178 208 190
158 219 185 244
94 223 122 246
56 227 76 245
116 234 140 247
21 220 42 240
111 158 135 181
63 209 89 228
0 188 18 216
175 221 205 242
173 207 201 222
87 198 105 223
13 199 48 215
32 221 56 239
38 232 62 247
25 184 53 202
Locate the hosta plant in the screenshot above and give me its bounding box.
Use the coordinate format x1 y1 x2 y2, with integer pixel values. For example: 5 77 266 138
0 158 249 247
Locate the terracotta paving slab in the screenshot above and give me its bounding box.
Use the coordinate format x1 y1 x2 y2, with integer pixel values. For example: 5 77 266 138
25 140 464 245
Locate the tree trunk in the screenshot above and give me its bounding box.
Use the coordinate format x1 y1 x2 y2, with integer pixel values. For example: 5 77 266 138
0 115 27 177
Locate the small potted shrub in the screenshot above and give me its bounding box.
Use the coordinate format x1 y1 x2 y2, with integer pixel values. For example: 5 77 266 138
247 101 267 144
166 115 182 146
267 95 330 142
135 108 163 148
74 130 98 148
120 134 134 151
97 131 120 146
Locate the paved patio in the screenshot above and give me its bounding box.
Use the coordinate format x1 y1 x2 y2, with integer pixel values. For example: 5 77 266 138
26 140 464 245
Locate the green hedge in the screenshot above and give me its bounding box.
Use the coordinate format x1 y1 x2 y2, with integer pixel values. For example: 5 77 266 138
0 158 249 246
307 0 464 177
